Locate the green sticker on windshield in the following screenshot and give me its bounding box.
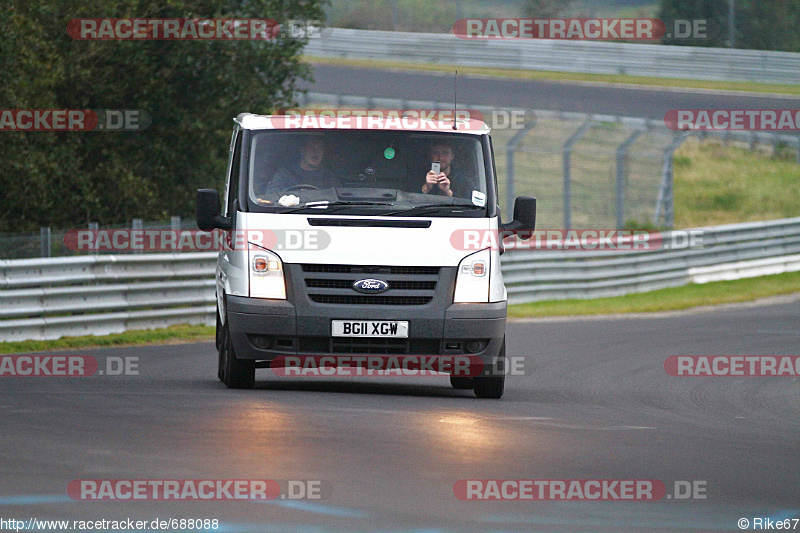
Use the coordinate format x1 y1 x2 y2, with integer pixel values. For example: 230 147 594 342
384 147 395 160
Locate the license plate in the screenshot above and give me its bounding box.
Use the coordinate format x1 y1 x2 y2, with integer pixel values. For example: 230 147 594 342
331 320 409 338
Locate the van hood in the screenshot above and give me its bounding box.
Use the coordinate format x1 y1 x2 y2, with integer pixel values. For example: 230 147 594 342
240 212 498 267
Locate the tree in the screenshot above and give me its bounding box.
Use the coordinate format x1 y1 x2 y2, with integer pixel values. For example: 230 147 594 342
0 0 326 232
658 0 800 51
524 0 575 19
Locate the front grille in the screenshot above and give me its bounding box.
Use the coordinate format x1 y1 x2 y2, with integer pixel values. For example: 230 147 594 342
301 264 439 275
299 264 440 306
309 295 432 306
305 279 436 291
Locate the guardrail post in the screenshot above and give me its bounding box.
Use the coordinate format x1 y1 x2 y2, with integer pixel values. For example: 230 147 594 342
132 218 143 254
616 129 644 229
562 120 592 230
89 222 99 255
504 118 538 222
654 133 689 228
40 227 51 258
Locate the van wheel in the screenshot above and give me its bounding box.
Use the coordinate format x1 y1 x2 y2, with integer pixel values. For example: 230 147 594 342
216 310 224 382
220 319 255 389
473 338 505 399
450 376 474 389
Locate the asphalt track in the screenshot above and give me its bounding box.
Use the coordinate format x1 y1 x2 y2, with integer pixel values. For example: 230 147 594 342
2 299 798 532
306 64 800 119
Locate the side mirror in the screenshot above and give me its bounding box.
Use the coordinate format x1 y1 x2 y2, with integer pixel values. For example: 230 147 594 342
196 189 232 231
501 197 536 239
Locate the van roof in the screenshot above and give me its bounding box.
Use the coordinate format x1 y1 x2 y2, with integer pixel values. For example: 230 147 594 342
234 112 491 135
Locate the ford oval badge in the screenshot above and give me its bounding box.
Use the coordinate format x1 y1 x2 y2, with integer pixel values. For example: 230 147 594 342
352 279 389 294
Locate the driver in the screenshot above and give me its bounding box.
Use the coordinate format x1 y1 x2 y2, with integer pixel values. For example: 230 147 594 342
266 136 341 194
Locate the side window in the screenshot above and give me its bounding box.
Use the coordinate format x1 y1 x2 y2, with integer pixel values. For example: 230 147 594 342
226 131 243 216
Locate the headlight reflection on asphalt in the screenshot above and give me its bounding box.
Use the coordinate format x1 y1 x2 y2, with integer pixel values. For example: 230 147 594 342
431 413 505 462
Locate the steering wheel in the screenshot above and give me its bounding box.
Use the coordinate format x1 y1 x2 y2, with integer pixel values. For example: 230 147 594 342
281 184 320 192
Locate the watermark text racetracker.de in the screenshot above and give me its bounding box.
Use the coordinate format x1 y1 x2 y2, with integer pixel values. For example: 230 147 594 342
0 355 138 377
0 109 151 132
452 18 710 40
454 479 708 500
64 229 330 252
273 108 537 130
665 356 800 377
451 229 706 252
665 109 800 131
67 18 328 40
269 354 529 378
68 479 331 501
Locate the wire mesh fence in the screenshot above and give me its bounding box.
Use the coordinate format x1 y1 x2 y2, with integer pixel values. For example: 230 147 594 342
0 217 200 260
3 92 798 259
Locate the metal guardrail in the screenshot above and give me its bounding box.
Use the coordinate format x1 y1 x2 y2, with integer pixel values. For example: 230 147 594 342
0 254 217 342
502 217 800 303
1 218 799 341
306 28 800 84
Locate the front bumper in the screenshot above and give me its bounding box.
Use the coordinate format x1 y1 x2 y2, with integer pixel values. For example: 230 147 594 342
225 294 506 365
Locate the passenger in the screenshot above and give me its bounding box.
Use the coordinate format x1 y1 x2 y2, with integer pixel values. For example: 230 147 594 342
267 136 341 194
420 141 466 198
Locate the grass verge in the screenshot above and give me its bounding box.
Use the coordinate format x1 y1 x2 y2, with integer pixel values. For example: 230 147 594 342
674 139 800 228
0 324 214 355
304 55 800 96
508 271 800 318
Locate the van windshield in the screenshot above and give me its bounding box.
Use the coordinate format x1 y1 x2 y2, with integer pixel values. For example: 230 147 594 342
246 130 489 217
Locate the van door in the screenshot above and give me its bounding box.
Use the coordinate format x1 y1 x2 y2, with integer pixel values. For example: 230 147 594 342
218 127 246 321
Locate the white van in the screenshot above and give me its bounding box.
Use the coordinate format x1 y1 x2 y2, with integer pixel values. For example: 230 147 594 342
196 113 535 398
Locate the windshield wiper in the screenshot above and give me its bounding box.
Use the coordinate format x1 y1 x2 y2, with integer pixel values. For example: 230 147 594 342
279 201 395 214
382 203 485 217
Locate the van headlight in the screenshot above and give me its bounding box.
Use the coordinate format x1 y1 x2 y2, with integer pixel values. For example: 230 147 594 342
249 246 286 299
453 248 490 303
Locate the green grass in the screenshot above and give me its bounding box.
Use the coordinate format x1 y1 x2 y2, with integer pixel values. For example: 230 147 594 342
508 271 800 318
0 324 214 355
674 139 800 228
304 55 800 96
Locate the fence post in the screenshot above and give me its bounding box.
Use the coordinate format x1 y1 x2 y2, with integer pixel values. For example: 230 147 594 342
170 216 181 253
504 117 537 222
132 218 143 254
562 120 592 230
40 227 51 258
654 133 688 228
616 129 644 229
796 138 800 164
89 222 99 255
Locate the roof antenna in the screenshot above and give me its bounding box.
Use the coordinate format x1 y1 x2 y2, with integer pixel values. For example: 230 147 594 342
452 69 458 130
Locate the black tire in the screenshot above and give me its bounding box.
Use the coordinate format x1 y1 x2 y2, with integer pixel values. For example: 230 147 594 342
220 319 255 389
450 376 474 390
216 310 224 382
473 338 505 399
